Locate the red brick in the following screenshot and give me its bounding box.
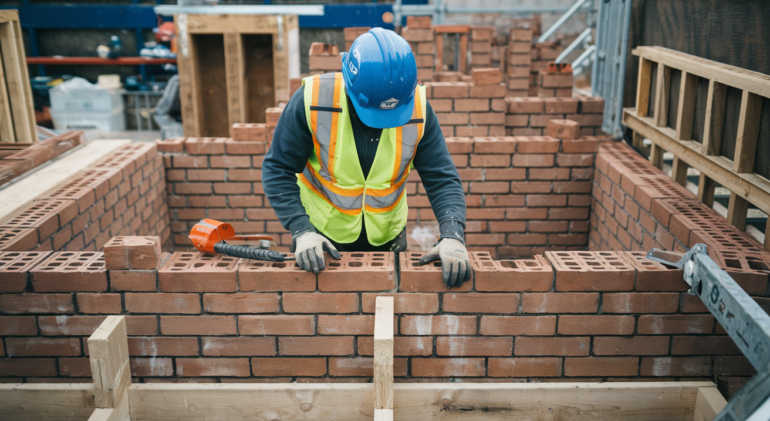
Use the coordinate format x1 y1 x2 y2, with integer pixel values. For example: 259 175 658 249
318 252 395 291
239 315 315 335
545 119 580 140
239 259 316 292
202 293 279 313
443 293 518 313
714 356 756 376
317 315 393 335
432 82 469 98
470 154 510 168
125 315 158 335
637 315 714 334
0 227 38 251
400 315 477 335
185 137 226 155
479 316 556 335
406 16 431 28
361 293 439 314
564 357 638 377
399 252 473 292
640 357 711 377
130 357 174 377
6 337 81 356
544 97 579 114
160 316 236 335
282 293 358 313
0 251 50 292
602 293 680 313
76 293 122 314
59 357 91 377
671 336 741 355
252 358 326 377
357 336 433 356
125 293 200 314
177 358 250 377
110 270 156 291
30 252 107 292
488 357 561 377
436 337 512 356
507 97 544 114
512 154 554 167
201 337 275 356
547 251 635 291
473 137 517 154
522 293 598 313
515 337 590 356
411 358 486 377
0 316 37 335
0 293 73 314
593 337 670 355
187 169 225 181
562 137 600 154
558 316 635 335
155 137 186 153
128 337 200 356
38 315 107 336
0 358 57 377
473 254 553 292
278 336 354 355
618 251 687 291
159 252 237 292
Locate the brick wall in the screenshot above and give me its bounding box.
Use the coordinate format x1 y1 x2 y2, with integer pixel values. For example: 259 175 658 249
0 247 752 383
505 95 604 137
160 134 598 258
590 140 770 313
0 143 170 253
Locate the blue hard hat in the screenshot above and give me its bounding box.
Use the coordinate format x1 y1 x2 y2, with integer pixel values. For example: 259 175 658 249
341 28 417 129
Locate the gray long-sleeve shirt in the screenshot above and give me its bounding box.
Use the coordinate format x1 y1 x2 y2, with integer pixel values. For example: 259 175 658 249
262 85 466 244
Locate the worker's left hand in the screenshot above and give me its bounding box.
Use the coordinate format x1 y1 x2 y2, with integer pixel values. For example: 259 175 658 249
419 238 472 288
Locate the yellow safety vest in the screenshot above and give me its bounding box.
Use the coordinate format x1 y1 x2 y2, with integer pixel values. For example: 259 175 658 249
297 73 427 245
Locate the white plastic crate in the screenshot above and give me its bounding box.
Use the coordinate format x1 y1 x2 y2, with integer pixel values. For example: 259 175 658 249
50 108 126 132
50 87 124 112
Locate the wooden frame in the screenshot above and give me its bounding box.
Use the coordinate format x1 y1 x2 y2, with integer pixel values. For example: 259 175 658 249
433 25 470 74
0 10 36 143
623 46 770 249
0 312 729 421
175 13 298 137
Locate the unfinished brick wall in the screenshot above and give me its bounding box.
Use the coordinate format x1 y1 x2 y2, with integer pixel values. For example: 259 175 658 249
159 135 597 258
0 143 170 253
590 140 770 312
505 95 604 137
0 247 753 383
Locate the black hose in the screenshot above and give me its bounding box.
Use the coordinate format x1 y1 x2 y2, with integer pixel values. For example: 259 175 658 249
213 242 288 262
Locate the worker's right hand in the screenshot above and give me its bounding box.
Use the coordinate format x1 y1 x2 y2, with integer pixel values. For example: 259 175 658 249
290 231 341 273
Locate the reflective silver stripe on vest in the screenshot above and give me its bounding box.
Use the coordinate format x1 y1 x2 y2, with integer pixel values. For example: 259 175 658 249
303 166 362 211
365 181 407 210
393 123 420 183
314 74 338 180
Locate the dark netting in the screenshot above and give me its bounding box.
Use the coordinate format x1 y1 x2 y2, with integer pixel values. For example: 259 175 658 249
647 63 657 117
755 97 770 180
720 86 743 161
691 76 709 144
667 69 681 130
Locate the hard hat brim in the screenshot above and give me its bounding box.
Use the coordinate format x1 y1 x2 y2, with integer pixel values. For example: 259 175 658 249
347 89 415 130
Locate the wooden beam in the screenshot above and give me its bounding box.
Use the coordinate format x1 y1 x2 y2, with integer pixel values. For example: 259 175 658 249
733 90 762 174
458 34 468 74
0 384 96 420
672 157 689 187
624 109 770 216
0 42 15 142
698 174 716 207
727 194 749 231
765 223 770 251
650 143 664 170
654 62 671 127
702 80 727 156
675 71 698 140
89 316 131 421
374 297 394 421
224 32 245 129
0 140 130 225
693 387 727 421
434 34 444 72
633 46 770 98
635 57 653 117
127 382 714 421
0 15 36 143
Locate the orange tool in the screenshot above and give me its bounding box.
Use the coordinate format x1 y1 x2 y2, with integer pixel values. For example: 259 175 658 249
189 219 290 262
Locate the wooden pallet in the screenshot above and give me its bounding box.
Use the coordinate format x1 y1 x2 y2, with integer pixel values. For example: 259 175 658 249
623 46 770 249
0 10 36 143
0 301 729 421
174 13 298 137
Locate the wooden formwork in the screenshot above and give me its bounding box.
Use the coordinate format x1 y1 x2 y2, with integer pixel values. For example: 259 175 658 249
623 46 770 249
174 13 298 137
0 10 36 143
0 300 729 421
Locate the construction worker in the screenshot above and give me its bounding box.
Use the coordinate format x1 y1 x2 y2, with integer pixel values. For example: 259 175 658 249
263 28 470 288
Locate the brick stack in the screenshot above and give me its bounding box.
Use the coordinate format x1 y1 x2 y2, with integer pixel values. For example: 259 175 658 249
538 62 573 98
308 43 341 74
343 26 370 51
505 96 605 137
160 135 596 258
469 26 494 69
0 131 83 187
264 106 284 144
403 16 434 82
590 140 770 310
0 143 168 252
506 28 533 97
0 245 752 383
230 123 267 143
426 81 506 137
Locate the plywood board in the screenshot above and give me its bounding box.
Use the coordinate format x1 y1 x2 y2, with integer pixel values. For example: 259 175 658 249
0 384 96 420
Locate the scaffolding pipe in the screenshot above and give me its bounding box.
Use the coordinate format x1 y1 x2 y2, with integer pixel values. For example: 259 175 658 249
537 0 591 43
572 44 596 69
555 27 592 63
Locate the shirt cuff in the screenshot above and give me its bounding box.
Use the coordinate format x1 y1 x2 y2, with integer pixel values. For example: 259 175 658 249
439 220 465 244
288 216 316 237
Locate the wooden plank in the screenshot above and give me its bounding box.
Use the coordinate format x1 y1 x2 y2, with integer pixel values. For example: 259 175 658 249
458 34 468 74
633 46 770 98
433 25 470 34
693 387 726 421
0 40 15 142
727 194 749 231
624 109 770 216
0 139 130 225
650 143 664 170
89 316 130 413
654 62 671 127
0 15 36 143
128 381 713 421
675 71 698 140
703 80 727 156
434 33 444 72
374 297 394 421
672 157 689 187
186 13 281 34
224 32 245 128
11 18 35 142
0 384 96 420
635 57 653 117
733 90 762 174
175 14 200 137
698 174 716 207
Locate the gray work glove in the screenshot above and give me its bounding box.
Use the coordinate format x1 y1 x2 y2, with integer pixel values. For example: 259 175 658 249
290 231 341 273
419 238 472 288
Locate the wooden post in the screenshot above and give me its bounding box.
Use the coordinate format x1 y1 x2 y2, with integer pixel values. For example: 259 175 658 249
434 34 444 72
373 296 394 421
88 316 131 421
675 71 697 140
635 57 653 117
672 157 689 187
697 173 716 207
733 90 762 174
702 80 727 156
224 32 246 128
654 63 671 127
0 11 36 143
693 387 726 421
650 144 664 170
0 45 14 143
727 194 749 231
765 223 770 251
458 33 468 73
